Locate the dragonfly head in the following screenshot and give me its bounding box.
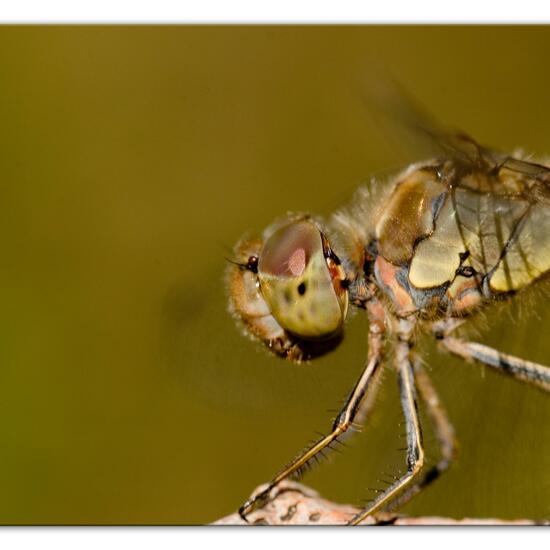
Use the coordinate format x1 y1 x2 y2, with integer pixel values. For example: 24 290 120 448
226 216 349 362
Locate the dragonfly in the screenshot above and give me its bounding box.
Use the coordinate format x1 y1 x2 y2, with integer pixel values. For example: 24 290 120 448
225 106 550 524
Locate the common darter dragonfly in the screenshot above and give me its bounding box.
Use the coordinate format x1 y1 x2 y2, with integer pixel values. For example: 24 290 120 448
226 110 550 525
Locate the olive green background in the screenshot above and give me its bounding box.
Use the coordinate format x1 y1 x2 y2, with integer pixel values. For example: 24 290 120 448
0 26 549 524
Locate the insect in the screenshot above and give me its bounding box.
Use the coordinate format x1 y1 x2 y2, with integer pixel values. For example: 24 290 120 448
225 110 550 524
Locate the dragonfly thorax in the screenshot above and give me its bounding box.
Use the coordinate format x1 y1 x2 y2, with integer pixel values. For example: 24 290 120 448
343 159 550 319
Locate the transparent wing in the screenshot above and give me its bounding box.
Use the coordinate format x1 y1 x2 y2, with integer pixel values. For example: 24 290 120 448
362 75 550 204
431 132 550 205
363 77 550 292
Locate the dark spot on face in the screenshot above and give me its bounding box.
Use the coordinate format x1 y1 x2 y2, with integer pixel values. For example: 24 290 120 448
283 289 292 304
310 303 317 315
297 282 307 296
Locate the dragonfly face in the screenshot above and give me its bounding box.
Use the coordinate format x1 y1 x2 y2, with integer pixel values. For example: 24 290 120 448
226 215 348 361
226 124 550 524
257 218 348 339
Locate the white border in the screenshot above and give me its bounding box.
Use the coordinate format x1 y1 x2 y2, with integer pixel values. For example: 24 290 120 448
0 0 549 23
0 6 547 549
0 525 547 550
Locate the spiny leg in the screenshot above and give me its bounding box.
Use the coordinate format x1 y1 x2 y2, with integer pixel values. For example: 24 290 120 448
385 360 457 513
442 338 550 392
348 318 425 525
238 300 386 522
433 319 550 393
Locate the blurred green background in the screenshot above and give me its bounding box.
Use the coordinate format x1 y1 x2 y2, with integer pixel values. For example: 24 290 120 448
0 26 549 524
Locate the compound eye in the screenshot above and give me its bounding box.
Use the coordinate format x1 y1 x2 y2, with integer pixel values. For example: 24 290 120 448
259 220 320 278
258 219 348 340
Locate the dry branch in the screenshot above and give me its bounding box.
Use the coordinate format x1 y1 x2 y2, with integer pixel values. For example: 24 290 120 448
214 480 546 526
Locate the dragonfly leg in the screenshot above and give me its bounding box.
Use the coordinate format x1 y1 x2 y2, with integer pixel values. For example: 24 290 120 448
440 336 550 393
348 318 425 525
238 300 386 522
383 360 457 513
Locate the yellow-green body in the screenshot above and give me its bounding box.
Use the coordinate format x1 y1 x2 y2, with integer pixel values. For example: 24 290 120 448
348 158 550 317
227 143 550 360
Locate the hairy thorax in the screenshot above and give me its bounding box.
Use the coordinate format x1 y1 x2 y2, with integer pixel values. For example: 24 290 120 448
336 160 550 320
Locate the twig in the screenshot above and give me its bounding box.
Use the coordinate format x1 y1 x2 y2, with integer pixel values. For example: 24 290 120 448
214 481 547 525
